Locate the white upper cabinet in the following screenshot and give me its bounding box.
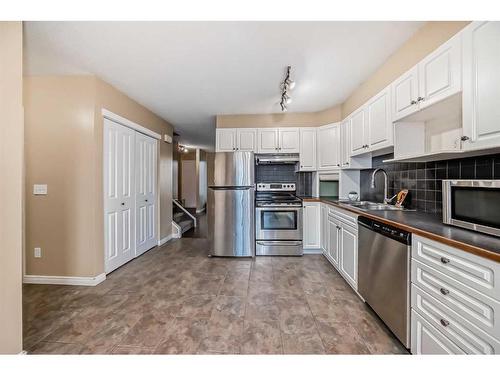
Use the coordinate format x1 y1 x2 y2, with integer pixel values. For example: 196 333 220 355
279 128 300 153
418 34 462 109
340 119 351 168
216 128 237 152
392 35 462 122
392 66 419 121
317 123 340 170
216 128 257 152
299 128 317 171
462 21 500 150
257 128 280 153
257 128 299 154
236 128 257 151
367 86 393 151
350 107 368 156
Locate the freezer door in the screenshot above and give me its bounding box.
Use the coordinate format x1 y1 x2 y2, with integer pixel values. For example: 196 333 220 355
213 152 254 187
208 187 255 257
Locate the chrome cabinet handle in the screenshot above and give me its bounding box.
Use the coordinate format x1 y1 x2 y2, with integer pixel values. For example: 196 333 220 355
440 318 450 327
440 288 450 295
440 257 450 264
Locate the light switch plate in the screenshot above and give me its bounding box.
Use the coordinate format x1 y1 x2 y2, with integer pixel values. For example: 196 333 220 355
33 184 48 195
34 247 41 258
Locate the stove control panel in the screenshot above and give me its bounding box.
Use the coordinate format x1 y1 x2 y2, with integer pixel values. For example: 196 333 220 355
256 183 296 191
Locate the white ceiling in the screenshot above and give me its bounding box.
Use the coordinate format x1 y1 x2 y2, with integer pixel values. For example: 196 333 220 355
24 21 424 149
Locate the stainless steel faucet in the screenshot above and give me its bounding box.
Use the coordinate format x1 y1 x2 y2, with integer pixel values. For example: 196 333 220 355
370 168 396 204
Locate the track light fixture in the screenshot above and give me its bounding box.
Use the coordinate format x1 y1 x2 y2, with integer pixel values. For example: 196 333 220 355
178 144 189 153
280 66 295 112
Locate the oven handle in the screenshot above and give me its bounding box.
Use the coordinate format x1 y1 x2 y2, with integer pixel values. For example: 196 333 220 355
256 241 303 246
256 207 302 212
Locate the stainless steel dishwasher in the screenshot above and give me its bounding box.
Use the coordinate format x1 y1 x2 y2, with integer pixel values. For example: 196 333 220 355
358 216 411 349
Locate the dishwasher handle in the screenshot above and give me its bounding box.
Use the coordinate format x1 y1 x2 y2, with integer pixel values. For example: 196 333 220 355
358 216 411 245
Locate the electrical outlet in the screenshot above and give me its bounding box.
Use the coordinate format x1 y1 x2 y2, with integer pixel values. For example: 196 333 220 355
34 247 42 258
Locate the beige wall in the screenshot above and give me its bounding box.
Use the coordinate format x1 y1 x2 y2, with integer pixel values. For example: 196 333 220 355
216 105 341 128
0 21 23 354
341 21 470 118
24 75 174 278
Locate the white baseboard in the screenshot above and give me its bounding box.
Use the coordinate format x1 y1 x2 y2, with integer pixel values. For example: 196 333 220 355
23 273 106 286
303 248 323 255
158 234 172 246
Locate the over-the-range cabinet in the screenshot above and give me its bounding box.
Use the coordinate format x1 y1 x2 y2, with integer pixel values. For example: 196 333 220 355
103 118 158 273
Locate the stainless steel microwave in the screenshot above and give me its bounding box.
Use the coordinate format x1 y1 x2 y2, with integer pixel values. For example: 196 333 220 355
443 180 500 237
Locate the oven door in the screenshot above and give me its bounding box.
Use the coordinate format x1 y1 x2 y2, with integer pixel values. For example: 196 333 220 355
443 180 500 237
255 206 303 241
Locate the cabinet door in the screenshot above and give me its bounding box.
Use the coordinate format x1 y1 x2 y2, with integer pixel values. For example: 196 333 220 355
257 129 279 153
367 86 393 151
279 128 300 153
462 21 500 150
339 226 358 290
350 108 368 155
340 119 350 168
418 34 462 109
236 128 257 152
327 217 340 268
216 129 236 152
318 123 340 170
303 203 320 249
391 66 419 121
320 204 328 254
299 128 317 171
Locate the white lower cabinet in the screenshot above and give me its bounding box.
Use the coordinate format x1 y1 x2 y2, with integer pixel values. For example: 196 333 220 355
411 234 500 355
303 202 321 249
320 205 358 291
339 225 358 289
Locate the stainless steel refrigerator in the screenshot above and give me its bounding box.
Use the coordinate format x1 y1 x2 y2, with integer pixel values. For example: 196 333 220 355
208 152 255 257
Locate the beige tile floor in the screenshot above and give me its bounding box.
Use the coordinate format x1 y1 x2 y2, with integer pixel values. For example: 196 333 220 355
23 236 408 354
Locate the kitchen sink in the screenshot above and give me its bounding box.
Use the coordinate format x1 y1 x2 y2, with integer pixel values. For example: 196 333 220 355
339 201 414 211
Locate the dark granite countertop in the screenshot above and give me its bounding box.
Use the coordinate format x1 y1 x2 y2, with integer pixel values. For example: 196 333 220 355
302 196 500 262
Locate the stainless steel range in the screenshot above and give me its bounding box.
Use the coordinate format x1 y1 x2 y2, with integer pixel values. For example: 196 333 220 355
255 183 303 256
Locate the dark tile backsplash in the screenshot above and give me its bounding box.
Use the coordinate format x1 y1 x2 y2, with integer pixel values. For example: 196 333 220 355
255 164 313 196
361 152 500 215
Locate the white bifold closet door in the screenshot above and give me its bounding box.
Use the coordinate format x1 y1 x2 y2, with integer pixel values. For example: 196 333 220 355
104 119 136 273
135 132 157 256
104 118 158 273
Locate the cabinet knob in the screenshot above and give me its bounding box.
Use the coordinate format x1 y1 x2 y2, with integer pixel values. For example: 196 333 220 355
145 199 148 202
417 96 424 102
460 136 470 142
121 202 125 206
440 288 450 295
440 318 450 327
440 257 450 264
410 100 417 105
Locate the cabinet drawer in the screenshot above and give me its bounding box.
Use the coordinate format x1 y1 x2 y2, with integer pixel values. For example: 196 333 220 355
412 259 500 340
328 206 358 229
412 284 500 354
412 235 500 301
411 310 465 354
